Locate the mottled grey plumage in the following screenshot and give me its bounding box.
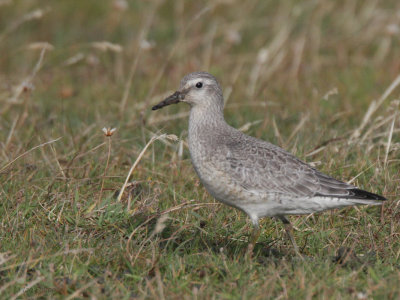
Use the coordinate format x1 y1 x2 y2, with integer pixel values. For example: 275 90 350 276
152 71 386 239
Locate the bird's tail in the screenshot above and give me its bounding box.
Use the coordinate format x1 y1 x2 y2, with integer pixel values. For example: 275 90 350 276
316 188 386 206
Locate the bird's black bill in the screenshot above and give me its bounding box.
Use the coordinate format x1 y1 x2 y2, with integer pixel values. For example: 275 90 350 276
152 91 183 110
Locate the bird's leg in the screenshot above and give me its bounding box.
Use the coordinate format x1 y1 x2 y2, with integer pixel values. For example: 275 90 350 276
247 217 260 255
277 216 302 257
250 224 261 247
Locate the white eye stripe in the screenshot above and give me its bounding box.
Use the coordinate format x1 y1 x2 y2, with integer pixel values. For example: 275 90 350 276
186 78 212 88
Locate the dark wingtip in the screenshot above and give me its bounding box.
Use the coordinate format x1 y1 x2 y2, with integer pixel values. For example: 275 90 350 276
315 189 387 201
348 188 387 201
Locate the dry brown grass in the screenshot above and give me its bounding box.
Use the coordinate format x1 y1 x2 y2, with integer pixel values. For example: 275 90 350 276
0 0 399 298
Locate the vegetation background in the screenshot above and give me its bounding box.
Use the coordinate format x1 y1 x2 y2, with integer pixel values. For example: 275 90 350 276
0 0 399 298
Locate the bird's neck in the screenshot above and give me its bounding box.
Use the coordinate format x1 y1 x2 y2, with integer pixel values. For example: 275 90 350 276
188 104 226 135
188 105 227 162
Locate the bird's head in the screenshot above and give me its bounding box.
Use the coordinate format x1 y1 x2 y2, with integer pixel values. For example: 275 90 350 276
152 72 223 111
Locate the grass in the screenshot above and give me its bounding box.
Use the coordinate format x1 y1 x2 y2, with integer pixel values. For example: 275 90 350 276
0 0 399 298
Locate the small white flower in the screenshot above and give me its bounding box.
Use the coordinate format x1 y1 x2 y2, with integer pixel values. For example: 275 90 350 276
22 81 35 92
102 127 117 137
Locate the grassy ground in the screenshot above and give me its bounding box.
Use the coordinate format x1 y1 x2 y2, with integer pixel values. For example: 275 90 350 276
0 0 399 298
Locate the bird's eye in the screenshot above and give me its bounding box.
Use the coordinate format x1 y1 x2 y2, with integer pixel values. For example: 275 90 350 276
196 82 203 88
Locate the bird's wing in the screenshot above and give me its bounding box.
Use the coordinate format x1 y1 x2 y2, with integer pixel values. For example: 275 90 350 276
214 134 384 201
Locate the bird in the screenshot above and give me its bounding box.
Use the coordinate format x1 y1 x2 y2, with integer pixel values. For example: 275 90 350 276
151 71 386 254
